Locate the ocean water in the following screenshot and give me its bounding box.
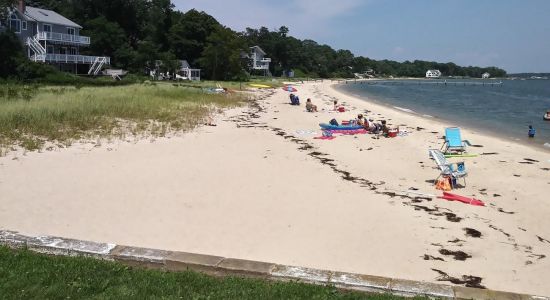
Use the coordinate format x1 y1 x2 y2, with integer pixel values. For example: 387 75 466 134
337 79 550 151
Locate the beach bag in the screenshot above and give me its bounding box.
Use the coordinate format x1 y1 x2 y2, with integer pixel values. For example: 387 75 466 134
435 177 452 191
329 118 339 126
338 106 345 112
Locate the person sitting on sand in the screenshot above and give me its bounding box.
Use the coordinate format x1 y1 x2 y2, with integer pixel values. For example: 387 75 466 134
306 98 318 112
381 120 390 137
333 100 339 111
356 114 365 126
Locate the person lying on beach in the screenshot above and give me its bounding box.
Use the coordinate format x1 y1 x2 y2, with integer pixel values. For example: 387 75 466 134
367 119 376 132
306 99 318 112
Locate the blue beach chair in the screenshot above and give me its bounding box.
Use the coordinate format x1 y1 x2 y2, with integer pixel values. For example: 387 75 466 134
429 149 467 188
441 127 467 154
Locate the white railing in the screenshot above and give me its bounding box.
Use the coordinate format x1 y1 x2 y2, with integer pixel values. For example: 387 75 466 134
261 58 271 63
26 37 46 55
32 54 110 65
36 32 90 45
88 57 107 75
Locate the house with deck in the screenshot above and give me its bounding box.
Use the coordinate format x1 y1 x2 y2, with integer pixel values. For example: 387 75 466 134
425 69 442 78
3 0 109 75
249 46 271 76
482 72 490 79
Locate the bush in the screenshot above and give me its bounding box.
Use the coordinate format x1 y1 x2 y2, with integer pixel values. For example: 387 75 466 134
15 60 61 80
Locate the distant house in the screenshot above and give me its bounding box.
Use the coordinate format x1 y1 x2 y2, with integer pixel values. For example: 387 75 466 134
482 72 490 79
249 46 271 76
4 0 110 75
426 69 442 78
176 60 201 81
148 60 200 81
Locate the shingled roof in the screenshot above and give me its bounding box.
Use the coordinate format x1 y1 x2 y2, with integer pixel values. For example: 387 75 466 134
24 6 82 28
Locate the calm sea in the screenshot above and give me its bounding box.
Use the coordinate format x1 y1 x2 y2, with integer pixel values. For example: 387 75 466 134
337 79 550 151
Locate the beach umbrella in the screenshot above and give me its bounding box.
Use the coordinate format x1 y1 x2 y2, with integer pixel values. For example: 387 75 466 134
441 192 485 206
282 86 297 92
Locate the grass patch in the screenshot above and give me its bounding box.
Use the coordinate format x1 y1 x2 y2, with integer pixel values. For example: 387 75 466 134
0 83 245 153
0 247 419 299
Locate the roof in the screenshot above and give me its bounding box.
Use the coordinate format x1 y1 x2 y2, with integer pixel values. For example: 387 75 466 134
250 46 266 55
24 6 82 28
180 60 191 69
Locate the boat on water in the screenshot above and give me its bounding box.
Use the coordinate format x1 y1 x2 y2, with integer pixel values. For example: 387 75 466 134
544 110 550 121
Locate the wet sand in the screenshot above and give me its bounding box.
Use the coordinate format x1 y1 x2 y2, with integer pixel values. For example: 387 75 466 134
1 81 549 296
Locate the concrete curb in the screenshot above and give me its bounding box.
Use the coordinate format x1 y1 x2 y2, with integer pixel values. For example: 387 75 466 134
0 230 547 300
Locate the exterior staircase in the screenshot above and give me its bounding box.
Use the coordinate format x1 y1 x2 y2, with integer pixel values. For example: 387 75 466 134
26 36 46 62
88 57 107 75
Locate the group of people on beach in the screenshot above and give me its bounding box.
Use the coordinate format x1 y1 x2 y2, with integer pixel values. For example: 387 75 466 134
289 93 392 136
356 114 390 135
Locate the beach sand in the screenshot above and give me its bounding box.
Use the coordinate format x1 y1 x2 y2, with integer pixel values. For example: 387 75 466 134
1 81 549 296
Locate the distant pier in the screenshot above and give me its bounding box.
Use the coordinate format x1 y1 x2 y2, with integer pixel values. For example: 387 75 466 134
337 79 504 86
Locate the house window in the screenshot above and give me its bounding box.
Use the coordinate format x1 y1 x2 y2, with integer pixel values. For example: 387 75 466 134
70 47 77 55
67 27 75 35
22 21 27 30
60 47 67 54
46 45 54 54
10 15 21 33
43 24 52 32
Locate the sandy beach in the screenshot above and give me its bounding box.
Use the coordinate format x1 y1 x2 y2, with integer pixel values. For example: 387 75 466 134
1 81 550 296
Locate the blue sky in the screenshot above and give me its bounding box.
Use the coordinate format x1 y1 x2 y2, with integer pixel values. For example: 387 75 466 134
173 0 550 73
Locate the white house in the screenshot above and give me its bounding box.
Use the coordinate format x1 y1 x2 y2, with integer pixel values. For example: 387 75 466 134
176 60 200 81
249 46 271 76
426 69 442 78
482 72 490 79
3 0 110 75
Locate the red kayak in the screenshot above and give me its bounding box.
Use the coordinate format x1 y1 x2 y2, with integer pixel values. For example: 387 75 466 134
441 192 485 206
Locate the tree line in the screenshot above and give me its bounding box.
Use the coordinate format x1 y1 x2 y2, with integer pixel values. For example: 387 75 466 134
2 0 507 80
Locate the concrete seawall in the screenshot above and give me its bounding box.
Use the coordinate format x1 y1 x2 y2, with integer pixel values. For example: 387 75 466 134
1 230 547 300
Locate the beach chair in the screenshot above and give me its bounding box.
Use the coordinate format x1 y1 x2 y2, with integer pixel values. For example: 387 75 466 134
429 149 467 188
441 127 467 154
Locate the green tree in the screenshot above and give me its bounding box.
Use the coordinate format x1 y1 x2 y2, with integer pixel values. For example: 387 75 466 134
0 0 16 21
199 26 247 80
0 30 24 78
169 9 219 65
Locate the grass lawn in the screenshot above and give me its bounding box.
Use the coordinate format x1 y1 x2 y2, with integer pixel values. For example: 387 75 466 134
0 83 246 154
0 247 421 300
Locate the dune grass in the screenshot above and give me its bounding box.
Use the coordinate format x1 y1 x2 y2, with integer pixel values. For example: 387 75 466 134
0 83 246 154
0 247 419 300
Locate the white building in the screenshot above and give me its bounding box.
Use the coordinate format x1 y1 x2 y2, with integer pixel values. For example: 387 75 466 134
482 72 490 79
426 69 442 78
249 46 271 76
177 60 200 81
